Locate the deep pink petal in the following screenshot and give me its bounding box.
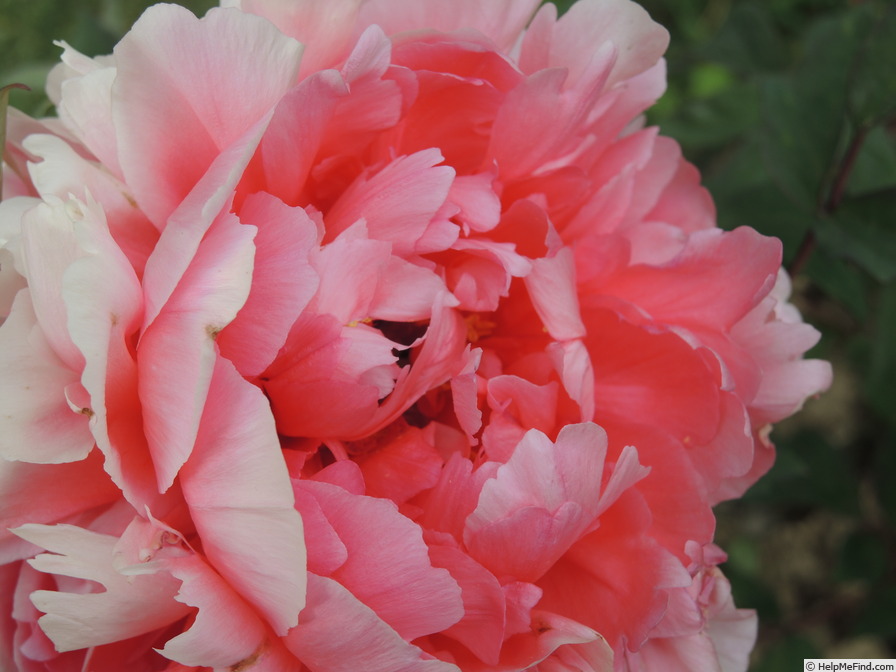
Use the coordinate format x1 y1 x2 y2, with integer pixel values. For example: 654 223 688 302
324 149 455 257
298 479 463 640
217 193 320 376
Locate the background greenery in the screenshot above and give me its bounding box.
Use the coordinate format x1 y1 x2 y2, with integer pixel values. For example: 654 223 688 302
2 0 894 669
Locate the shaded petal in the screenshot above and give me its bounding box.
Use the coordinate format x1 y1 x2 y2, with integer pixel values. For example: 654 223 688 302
285 574 460 672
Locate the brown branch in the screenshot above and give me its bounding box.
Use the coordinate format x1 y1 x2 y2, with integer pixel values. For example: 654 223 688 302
787 124 871 276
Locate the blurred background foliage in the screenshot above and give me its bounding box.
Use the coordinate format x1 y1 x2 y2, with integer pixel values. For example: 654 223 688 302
2 0 894 669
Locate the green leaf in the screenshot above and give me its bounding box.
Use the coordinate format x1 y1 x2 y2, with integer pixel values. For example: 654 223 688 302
854 584 896 637
848 125 896 198
836 530 888 584
659 82 761 153
865 283 896 423
806 251 870 322
760 73 842 210
760 8 873 210
710 175 813 256
849 4 896 127
0 82 30 201
872 416 896 522
755 635 821 672
745 430 859 516
702 3 787 73
816 189 896 283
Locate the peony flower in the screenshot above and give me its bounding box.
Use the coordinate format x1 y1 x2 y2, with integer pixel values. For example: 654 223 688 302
0 0 831 670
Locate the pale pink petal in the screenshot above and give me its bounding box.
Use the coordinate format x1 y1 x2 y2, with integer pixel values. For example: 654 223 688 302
292 487 348 576
625 633 721 672
140 108 275 329
23 134 158 275
687 392 753 497
0 290 92 463
224 0 364 77
547 338 595 422
0 199 31 318
113 4 303 226
138 209 255 492
520 0 668 90
19 198 88 371
12 524 188 652
370 256 454 322
704 572 757 672
155 554 267 669
418 454 500 541
643 158 716 235
537 637 614 672
450 347 484 442
59 194 159 508
178 356 306 636
359 0 541 52
309 459 367 495
466 424 644 582
526 247 586 341
609 135 683 229
55 55 121 178
284 573 461 672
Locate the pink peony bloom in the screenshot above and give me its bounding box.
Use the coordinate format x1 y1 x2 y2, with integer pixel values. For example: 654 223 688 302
0 0 831 670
